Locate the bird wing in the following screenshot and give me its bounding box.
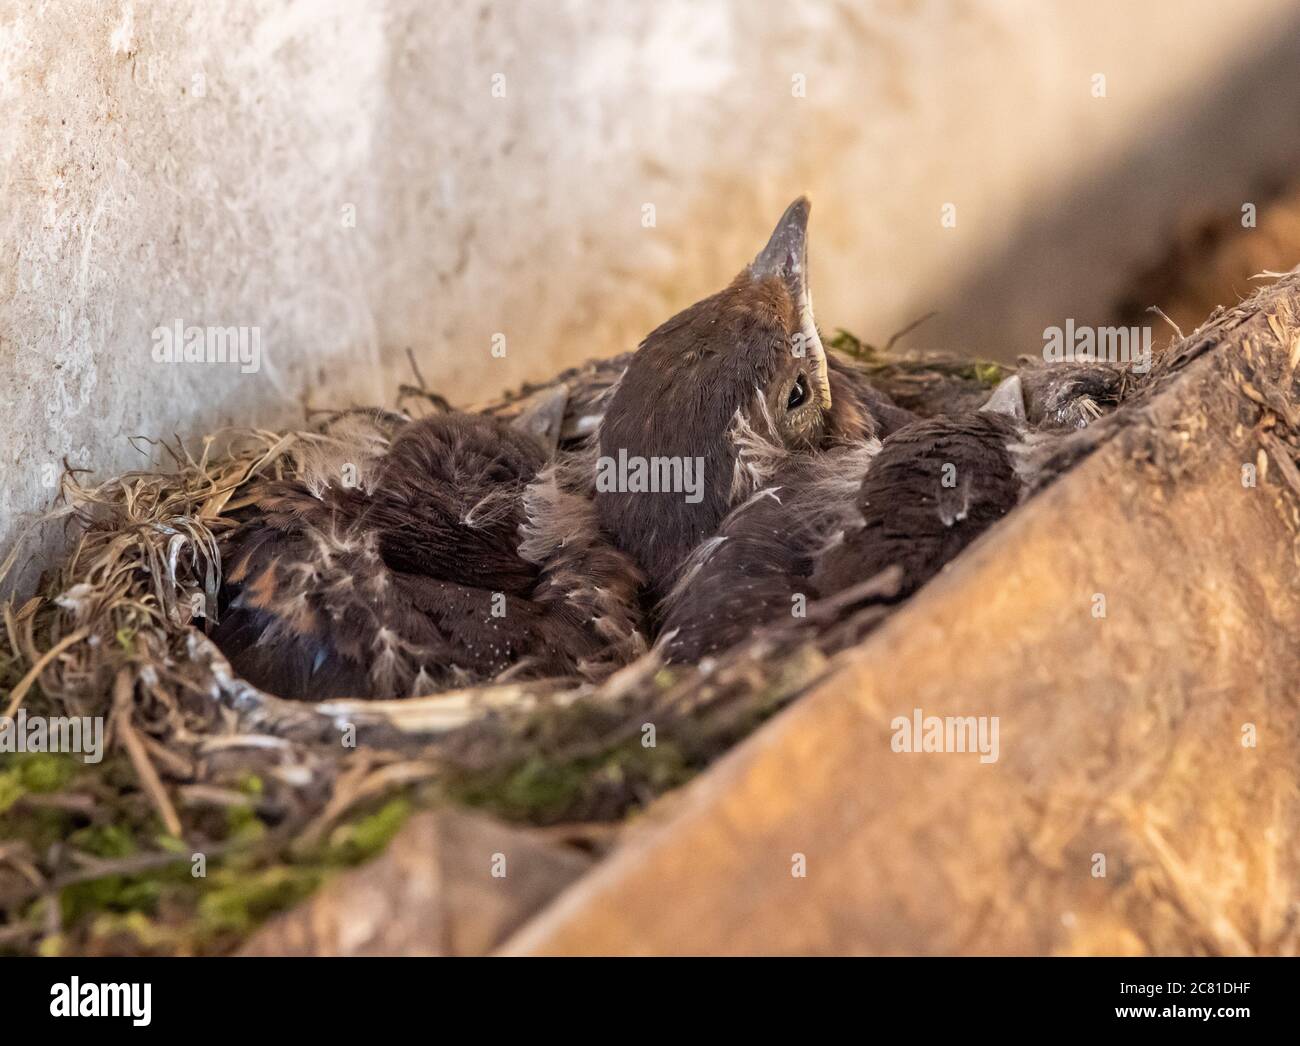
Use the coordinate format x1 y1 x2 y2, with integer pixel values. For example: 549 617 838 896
812 412 1023 606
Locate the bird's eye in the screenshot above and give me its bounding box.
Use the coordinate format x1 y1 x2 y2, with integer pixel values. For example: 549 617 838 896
787 373 809 411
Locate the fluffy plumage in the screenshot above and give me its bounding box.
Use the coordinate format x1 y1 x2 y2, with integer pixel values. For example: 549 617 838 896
656 406 1029 662
215 414 644 699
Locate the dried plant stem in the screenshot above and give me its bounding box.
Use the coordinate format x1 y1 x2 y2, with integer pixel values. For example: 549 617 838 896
112 668 184 838
3 628 89 717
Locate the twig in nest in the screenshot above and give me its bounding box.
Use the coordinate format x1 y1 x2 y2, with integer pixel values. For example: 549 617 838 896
293 759 439 852
178 784 271 810
14 793 98 817
0 842 45 889
112 669 184 838
50 848 217 893
3 628 89 717
1147 305 1186 342
404 347 428 391
397 384 453 414
885 310 940 353
2 598 41 672
396 347 455 413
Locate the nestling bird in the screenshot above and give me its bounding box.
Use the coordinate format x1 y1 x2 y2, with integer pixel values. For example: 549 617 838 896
587 197 1045 660
213 412 646 699
655 398 1029 662
214 196 1110 698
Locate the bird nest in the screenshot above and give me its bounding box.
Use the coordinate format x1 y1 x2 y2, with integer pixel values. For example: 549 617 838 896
0 333 1148 956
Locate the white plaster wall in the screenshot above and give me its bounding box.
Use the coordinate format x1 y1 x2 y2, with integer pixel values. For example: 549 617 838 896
4 0 1300 591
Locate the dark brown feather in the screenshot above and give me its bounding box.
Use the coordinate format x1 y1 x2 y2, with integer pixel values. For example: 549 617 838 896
215 414 644 699
658 413 1024 662
812 412 1023 602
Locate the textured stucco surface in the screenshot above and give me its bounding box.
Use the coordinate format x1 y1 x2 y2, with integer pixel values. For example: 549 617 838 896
3 0 1300 591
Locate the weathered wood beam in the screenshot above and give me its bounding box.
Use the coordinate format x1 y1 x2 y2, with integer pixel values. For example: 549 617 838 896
500 276 1300 956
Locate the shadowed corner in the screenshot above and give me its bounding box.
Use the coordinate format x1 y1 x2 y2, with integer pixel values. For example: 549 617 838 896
911 6 1300 364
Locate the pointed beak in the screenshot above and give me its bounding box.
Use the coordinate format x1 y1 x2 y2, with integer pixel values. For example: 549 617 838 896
751 197 811 279
749 196 831 409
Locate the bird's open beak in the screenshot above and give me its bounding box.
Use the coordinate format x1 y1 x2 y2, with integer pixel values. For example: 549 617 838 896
750 196 832 409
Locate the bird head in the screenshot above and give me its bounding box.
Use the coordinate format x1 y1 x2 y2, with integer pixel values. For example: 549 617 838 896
596 196 870 591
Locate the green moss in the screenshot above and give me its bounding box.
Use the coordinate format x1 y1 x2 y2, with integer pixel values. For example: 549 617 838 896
87 911 180 954
325 797 411 865
0 754 81 815
2 773 435 956
236 772 264 797
830 328 1009 392
0 603 815 958
55 824 152 923
197 866 324 938
224 802 268 846
154 832 187 854
968 361 1007 387
70 822 138 859
463 754 590 821
449 739 694 824
37 933 66 958
18 752 78 793
0 769 23 814
828 328 879 361
60 873 162 925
